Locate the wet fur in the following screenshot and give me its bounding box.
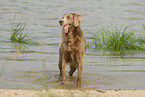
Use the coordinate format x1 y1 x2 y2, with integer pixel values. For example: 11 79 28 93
58 13 86 86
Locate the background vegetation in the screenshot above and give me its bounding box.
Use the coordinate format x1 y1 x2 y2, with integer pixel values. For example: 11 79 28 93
10 18 39 45
87 25 145 54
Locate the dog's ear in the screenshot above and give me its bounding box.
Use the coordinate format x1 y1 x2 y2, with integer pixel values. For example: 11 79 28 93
73 13 82 27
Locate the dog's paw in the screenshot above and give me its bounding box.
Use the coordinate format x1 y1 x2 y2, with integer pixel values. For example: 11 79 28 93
58 81 65 85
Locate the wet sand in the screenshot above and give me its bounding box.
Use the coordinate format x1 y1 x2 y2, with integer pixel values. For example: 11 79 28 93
0 89 145 97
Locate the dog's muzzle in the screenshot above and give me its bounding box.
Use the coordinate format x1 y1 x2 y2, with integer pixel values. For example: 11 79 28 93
59 20 63 26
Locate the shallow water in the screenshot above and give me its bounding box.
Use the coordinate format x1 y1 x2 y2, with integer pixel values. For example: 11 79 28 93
0 0 145 90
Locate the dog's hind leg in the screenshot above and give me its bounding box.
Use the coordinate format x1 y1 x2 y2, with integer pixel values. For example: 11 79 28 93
69 64 77 76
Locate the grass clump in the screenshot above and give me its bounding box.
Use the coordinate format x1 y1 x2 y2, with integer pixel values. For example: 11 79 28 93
10 18 39 45
10 22 27 43
88 26 145 54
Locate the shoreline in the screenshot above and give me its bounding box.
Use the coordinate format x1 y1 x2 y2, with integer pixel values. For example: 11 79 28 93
0 89 145 97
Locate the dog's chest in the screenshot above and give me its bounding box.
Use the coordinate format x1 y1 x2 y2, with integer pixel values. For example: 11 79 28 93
63 33 74 50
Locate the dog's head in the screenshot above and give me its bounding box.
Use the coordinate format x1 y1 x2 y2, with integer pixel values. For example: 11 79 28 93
59 13 82 27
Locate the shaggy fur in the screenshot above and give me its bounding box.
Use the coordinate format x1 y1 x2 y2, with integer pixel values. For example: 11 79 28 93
58 13 86 86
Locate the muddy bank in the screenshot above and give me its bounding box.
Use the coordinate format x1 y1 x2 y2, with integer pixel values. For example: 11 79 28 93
0 89 145 97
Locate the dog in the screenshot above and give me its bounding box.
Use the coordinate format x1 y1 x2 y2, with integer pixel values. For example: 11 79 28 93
58 13 86 86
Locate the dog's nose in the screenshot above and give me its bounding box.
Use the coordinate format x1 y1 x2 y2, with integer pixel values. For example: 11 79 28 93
59 20 63 26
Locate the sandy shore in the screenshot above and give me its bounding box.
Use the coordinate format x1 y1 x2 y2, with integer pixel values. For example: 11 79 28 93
0 89 145 97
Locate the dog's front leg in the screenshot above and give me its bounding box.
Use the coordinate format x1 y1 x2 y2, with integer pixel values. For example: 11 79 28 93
61 57 66 83
77 58 83 86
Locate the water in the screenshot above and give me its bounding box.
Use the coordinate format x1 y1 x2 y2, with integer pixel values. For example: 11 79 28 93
0 0 145 90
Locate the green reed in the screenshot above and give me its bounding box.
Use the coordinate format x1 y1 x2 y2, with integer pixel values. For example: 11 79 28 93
10 22 27 43
10 22 39 45
88 26 145 53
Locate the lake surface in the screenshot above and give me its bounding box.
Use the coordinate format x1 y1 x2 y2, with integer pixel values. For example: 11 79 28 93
0 0 145 90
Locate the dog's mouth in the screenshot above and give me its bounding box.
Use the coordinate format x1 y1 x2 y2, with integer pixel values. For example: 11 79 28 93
63 25 70 33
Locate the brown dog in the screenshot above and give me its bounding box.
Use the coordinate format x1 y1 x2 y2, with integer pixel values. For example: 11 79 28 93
58 13 86 86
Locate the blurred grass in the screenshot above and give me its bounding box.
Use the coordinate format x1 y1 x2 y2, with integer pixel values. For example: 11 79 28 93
87 26 145 54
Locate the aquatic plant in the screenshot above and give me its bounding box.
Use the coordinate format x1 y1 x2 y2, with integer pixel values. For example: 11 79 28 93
88 26 145 53
10 22 27 43
10 22 39 45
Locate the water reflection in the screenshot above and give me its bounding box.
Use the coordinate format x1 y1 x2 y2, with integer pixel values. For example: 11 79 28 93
11 44 22 60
